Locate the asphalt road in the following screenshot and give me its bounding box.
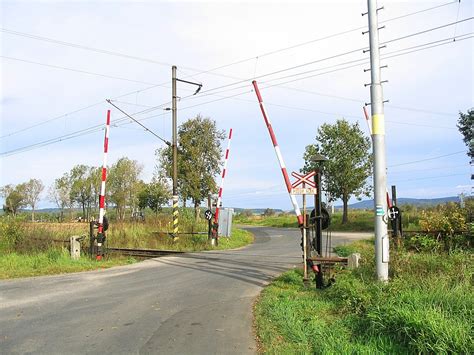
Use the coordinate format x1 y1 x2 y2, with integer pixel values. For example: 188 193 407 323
0 227 371 355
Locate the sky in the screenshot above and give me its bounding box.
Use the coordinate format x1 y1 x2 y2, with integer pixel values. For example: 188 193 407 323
1 0 473 211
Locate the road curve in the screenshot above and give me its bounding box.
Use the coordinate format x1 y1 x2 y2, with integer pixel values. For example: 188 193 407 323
0 227 371 354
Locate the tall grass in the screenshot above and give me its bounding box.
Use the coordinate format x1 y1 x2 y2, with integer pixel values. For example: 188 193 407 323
255 242 473 354
0 214 253 278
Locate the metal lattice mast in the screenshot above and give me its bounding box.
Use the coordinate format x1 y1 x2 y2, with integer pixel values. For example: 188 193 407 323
252 80 304 226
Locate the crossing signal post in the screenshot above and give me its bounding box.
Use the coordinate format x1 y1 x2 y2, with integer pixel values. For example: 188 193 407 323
389 185 403 247
309 154 328 288
291 172 315 284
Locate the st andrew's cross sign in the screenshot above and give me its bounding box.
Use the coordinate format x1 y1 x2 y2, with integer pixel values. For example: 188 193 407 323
290 171 317 195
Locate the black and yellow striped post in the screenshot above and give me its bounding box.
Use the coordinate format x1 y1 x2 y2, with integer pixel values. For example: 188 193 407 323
172 195 179 241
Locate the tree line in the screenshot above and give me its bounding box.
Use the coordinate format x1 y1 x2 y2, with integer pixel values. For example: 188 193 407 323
1 115 224 222
3 110 470 224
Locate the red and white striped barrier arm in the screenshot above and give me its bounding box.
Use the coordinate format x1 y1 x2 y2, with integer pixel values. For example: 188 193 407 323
252 80 304 226
386 190 392 209
363 106 372 136
214 128 233 225
98 110 111 235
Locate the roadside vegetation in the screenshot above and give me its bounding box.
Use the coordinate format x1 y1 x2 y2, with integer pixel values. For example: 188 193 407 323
235 209 379 231
0 251 135 279
0 209 253 279
0 115 254 279
235 200 471 233
254 201 473 353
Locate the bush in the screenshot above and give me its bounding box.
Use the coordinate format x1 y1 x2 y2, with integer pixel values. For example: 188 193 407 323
419 203 467 234
403 234 442 252
0 218 26 252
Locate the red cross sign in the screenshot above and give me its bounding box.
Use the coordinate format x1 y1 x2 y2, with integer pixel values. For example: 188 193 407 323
291 171 316 188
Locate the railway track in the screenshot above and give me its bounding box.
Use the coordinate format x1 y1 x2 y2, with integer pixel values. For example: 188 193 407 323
107 247 185 258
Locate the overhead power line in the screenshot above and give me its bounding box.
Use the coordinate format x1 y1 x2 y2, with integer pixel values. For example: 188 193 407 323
388 151 466 167
0 0 457 79
106 100 171 145
2 8 468 139
0 55 160 86
0 101 105 139
2 30 472 156
0 81 177 140
258 33 473 91
391 173 467 183
389 164 468 174
180 18 474 99
383 16 474 45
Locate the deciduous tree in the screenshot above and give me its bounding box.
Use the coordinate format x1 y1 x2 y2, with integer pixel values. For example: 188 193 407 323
49 174 72 222
24 179 44 222
1 184 27 216
138 177 170 216
69 165 94 220
303 119 372 224
157 115 225 219
108 157 143 220
457 109 473 160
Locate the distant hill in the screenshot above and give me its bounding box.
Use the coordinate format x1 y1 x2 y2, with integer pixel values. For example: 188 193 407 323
232 208 284 215
339 196 461 210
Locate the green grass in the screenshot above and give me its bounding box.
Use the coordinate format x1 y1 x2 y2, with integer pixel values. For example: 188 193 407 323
235 211 374 231
330 211 373 231
0 217 254 279
0 249 136 279
107 226 253 251
255 243 473 354
235 214 298 228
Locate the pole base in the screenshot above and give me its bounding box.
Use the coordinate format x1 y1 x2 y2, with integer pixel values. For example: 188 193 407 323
303 278 310 288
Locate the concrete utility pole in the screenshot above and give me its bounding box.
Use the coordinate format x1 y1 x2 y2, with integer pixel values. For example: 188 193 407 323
172 65 179 240
170 67 202 240
367 0 389 281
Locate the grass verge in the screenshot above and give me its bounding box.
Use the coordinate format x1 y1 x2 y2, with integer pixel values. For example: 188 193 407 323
255 243 473 354
0 249 136 279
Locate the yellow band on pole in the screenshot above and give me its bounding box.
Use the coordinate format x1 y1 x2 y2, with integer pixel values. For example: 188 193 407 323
372 114 385 135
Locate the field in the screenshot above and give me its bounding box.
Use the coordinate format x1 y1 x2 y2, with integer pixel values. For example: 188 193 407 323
0 212 253 279
254 240 474 354
235 203 466 232
235 210 378 231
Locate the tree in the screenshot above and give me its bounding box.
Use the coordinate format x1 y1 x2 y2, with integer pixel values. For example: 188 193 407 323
89 166 102 217
108 157 143 220
1 184 26 216
49 174 72 222
457 109 473 161
69 164 94 220
263 208 275 217
303 119 372 224
157 115 225 219
24 179 44 222
138 177 170 216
